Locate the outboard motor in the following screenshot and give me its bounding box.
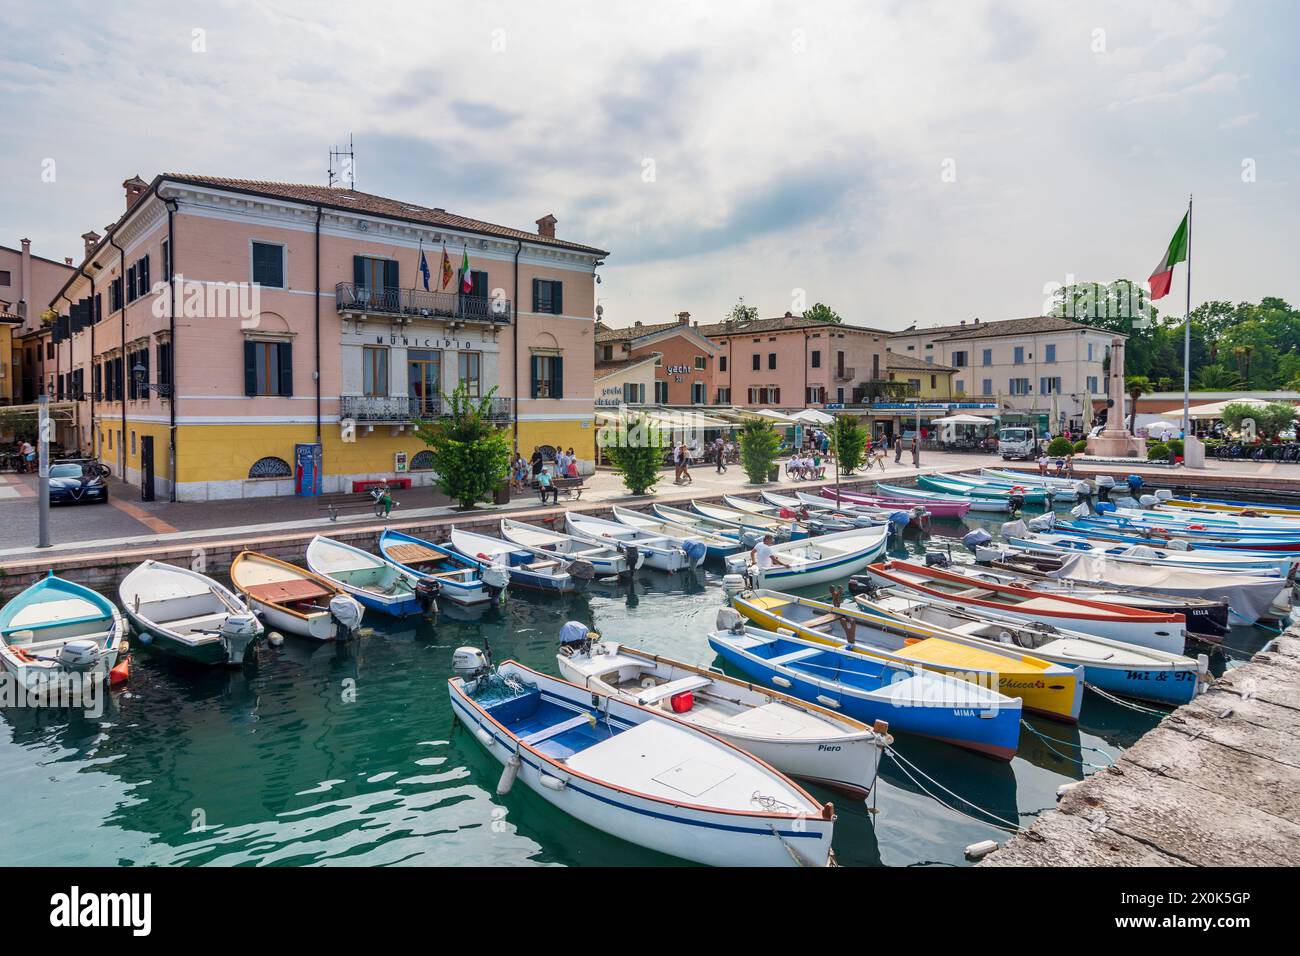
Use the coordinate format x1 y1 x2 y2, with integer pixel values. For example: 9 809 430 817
909 506 932 539
415 577 440 614
219 611 262 664
1154 488 1174 502
328 594 364 639
682 540 708 568
1139 494 1160 509
1026 511 1056 532
1007 488 1026 514
715 607 746 635
1069 502 1091 518
739 530 762 549
886 510 910 545
974 545 1005 564
57 639 101 673
1112 495 1140 510
1000 518 1029 540
962 528 993 552
1126 474 1145 497
452 646 491 685
618 544 640 578
479 563 511 595
558 620 596 657
1094 501 1117 515
1073 480 1091 503
1095 475 1116 501
924 551 951 568
846 574 880 598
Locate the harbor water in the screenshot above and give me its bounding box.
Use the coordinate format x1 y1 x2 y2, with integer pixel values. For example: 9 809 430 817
0 507 1274 867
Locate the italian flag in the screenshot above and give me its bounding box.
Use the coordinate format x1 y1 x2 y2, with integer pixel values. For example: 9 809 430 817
1147 211 1189 300
461 246 473 293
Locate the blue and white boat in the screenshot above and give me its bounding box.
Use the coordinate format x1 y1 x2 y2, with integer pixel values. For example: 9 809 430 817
564 512 696 571
611 506 742 561
449 527 586 593
652 502 758 542
306 535 436 618
449 652 835 866
0 572 125 690
708 616 1022 761
378 529 510 605
500 517 642 578
874 481 1010 513
725 494 868 532
1005 531 1295 577
690 500 811 539
723 525 890 589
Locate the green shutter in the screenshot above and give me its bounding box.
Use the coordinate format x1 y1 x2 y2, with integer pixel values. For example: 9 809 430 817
530 355 541 398
353 255 366 287
553 282 562 315
244 341 257 396
552 356 563 399
384 259 399 290
532 278 541 312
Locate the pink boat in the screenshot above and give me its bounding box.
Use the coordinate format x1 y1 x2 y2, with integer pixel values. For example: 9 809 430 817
821 486 972 519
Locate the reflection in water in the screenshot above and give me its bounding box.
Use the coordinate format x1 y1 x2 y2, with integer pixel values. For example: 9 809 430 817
1 502 1266 867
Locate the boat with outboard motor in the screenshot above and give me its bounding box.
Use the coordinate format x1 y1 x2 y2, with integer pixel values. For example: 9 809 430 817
563 512 695 571
723 525 891 589
306 535 438 617
449 527 588 593
119 560 263 665
500 517 642 577
378 528 510 604
0 572 126 690
230 551 365 641
610 505 742 560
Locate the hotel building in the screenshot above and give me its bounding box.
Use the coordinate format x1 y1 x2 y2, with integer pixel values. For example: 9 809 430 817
48 175 607 500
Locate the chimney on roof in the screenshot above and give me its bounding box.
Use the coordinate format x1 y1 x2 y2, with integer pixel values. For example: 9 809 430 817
64 257 73 265
974 317 980 325
81 230 101 258
536 214 557 239
123 175 147 209
782 311 795 327
677 311 690 325
634 320 642 328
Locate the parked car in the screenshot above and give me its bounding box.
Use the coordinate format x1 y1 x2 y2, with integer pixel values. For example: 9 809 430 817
48 459 110 505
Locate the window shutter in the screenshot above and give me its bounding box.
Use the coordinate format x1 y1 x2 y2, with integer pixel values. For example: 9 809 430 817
553 282 562 315
278 343 293 396
552 356 563 399
244 341 257 396
530 355 541 398
472 271 488 298
353 255 366 287
532 278 541 313
383 259 399 290
141 348 150 389
140 254 150 294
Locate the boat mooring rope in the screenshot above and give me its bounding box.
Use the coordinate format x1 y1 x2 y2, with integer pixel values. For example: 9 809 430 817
884 746 1026 834
1083 682 1171 717
1229 607 1283 633
1019 719 1114 770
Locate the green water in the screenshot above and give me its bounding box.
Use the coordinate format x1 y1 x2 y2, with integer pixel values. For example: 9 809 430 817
0 512 1273 867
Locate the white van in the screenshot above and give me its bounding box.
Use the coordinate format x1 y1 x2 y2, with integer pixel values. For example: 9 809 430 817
998 427 1037 460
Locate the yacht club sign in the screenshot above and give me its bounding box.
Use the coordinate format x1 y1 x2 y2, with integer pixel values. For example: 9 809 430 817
665 363 690 382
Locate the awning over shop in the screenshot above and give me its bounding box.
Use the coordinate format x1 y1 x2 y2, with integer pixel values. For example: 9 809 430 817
930 414 996 425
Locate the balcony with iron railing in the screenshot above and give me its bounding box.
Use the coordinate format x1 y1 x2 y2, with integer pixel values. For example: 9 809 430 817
833 366 856 382
339 394 512 425
335 283 511 325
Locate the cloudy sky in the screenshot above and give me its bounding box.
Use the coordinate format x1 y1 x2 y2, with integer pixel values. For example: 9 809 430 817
2 0 1297 330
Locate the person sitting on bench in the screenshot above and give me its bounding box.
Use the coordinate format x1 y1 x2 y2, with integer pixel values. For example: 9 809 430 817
536 469 559 505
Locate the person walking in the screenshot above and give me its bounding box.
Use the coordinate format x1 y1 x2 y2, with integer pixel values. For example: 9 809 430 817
714 435 727 474
679 442 693 484
910 434 920 468
894 434 904 464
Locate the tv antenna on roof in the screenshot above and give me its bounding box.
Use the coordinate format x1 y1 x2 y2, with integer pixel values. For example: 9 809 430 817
328 134 355 189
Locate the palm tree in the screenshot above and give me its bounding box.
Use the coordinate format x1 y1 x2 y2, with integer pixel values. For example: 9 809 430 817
1193 364 1244 390
1125 375 1152 434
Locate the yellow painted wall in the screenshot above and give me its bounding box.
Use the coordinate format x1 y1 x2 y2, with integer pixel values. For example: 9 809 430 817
888 369 955 400
515 419 595 459
0 323 14 405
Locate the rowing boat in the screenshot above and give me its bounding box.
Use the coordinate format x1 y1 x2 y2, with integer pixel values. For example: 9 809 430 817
449 527 586 592
564 512 695 571
723 525 890 589
230 551 364 640
119 560 263 666
610 506 742 560
500 517 641 577
917 474 1051 504
378 529 510 605
691 500 811 539
306 535 436 617
0 572 125 690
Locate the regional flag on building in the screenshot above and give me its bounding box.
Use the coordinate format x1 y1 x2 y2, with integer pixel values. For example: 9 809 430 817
1147 211 1189 300
440 243 453 290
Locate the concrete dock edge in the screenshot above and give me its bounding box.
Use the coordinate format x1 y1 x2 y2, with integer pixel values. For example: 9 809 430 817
980 624 1300 866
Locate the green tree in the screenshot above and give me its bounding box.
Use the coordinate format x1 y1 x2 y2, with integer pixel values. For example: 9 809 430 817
1221 401 1297 441
412 383 512 510
738 419 780 484
1125 375 1152 433
1046 436 1074 456
801 302 842 324
726 300 758 324
604 415 666 495
830 414 866 474
1192 364 1243 390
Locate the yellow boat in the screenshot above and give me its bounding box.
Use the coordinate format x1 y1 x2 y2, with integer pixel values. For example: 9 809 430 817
732 589 1083 723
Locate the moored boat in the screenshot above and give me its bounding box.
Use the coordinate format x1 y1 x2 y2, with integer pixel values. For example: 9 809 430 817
0 572 125 690
500 517 641 577
870 482 1003 514
378 528 510 605
449 652 835 866
563 512 695 571
306 535 437 618
691 500 811 539
449 527 586 593
230 551 364 641
610 505 742 560
555 624 890 798
119 560 263 666
723 525 890 589
707 617 1023 761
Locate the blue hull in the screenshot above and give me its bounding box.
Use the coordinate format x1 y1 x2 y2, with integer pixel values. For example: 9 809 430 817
353 591 425 618
1084 663 1199 706
708 637 1021 760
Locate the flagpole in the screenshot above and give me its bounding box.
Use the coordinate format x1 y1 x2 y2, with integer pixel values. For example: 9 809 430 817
1182 194 1192 439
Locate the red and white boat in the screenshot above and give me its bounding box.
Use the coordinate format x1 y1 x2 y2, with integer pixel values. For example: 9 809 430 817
860 559 1187 654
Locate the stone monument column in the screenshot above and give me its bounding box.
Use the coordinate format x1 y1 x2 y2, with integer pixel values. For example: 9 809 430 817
1085 336 1143 457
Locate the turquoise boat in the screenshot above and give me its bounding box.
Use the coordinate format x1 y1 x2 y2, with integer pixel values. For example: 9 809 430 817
0 572 125 690
918 474 1050 504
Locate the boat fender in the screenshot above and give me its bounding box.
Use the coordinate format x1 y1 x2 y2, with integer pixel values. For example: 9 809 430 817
771 676 792 688
497 753 521 795
964 840 999 861
670 691 694 713
641 676 657 688
539 773 568 792
109 656 130 686
815 695 840 709
474 727 494 749
715 607 746 634
137 632 153 645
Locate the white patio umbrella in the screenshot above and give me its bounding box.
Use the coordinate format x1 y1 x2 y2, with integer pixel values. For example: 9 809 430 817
929 413 995 425
1159 398 1274 420
791 408 836 425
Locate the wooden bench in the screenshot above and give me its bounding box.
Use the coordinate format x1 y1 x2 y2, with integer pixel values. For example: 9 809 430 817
532 476 585 501
243 579 334 605
385 542 443 566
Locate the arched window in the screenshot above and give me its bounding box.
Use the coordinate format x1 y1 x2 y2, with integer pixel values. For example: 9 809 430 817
409 450 435 471
248 456 291 479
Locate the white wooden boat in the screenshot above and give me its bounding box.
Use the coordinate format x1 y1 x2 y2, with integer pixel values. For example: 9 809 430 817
724 494 864 531
556 627 890 798
306 535 435 617
612 506 742 560
378 529 510 605
1006 531 1295 577
449 527 584 593
119 560 263 666
0 573 125 691
449 655 835 866
724 525 890 589
230 551 364 641
500 518 641 577
691 500 810 539
862 559 1186 653
564 512 695 571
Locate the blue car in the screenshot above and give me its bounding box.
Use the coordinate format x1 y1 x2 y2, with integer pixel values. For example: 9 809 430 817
48 459 110 505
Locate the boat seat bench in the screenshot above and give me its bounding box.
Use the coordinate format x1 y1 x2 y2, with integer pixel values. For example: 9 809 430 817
520 713 594 747
769 647 823 667
634 675 712 706
244 580 333 604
